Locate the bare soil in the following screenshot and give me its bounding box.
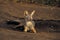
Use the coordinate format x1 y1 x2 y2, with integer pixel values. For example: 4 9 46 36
0 0 60 40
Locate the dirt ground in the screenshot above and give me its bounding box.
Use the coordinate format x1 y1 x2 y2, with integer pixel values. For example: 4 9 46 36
0 0 60 40
0 28 60 40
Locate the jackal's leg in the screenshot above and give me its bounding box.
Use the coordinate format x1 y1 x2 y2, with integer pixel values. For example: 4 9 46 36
31 27 36 33
24 27 28 32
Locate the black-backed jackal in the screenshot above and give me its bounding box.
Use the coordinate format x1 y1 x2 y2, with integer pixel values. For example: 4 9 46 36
24 10 36 33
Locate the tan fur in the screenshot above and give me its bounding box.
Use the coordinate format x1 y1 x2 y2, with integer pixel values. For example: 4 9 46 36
24 10 36 33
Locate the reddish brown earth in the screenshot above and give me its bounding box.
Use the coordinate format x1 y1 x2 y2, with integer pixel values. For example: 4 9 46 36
0 0 60 40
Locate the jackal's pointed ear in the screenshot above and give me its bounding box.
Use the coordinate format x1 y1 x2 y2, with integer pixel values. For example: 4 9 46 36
31 10 35 16
24 10 28 16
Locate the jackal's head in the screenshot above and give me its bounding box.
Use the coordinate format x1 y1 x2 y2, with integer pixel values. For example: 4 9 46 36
24 10 35 20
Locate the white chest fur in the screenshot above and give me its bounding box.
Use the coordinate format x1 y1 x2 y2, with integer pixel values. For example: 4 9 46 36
26 21 35 27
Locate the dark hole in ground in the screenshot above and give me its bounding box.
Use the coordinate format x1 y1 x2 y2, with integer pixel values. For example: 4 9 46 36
6 20 20 25
35 20 60 32
6 20 60 32
6 20 31 32
11 26 24 32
